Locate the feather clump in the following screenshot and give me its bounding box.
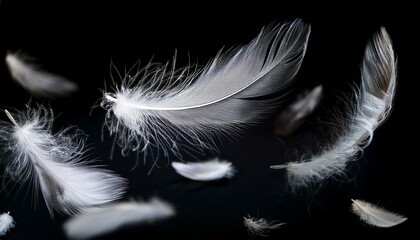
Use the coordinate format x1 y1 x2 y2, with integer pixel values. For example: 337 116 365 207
0 212 15 236
243 216 285 237
5 51 78 98
351 199 407 228
171 158 235 181
101 19 311 159
271 28 397 189
0 106 127 216
63 197 175 239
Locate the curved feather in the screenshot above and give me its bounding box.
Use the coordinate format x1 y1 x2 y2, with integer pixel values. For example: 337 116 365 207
171 158 235 181
351 199 407 228
243 215 285 237
271 28 397 188
0 106 127 216
5 52 78 98
101 19 311 158
63 198 175 239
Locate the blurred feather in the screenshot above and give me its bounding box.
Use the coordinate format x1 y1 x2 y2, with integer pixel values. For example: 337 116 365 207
351 199 407 227
271 28 396 189
0 212 15 236
171 158 235 181
243 215 285 236
0 106 127 216
63 197 175 239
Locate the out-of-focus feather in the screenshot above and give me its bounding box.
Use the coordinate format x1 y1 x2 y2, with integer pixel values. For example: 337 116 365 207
171 158 235 181
243 216 285 237
5 52 78 98
0 106 127 216
351 199 407 228
271 28 396 189
101 19 310 159
275 85 323 137
63 198 175 239
0 212 15 236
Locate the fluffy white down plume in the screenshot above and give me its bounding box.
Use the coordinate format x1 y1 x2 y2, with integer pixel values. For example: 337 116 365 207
5 52 78 98
171 158 235 181
63 197 175 239
243 216 285 237
351 199 407 228
271 28 397 189
0 212 15 236
275 85 323 137
0 106 127 216
101 19 311 160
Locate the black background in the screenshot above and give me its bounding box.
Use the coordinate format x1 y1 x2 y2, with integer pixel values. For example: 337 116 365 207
0 1 417 239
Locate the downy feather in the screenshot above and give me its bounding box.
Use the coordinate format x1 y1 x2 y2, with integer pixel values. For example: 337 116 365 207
63 197 175 239
351 199 407 228
101 19 311 159
275 85 323 137
0 106 127 216
271 28 396 188
0 212 15 236
243 215 285 237
171 158 235 181
5 51 78 98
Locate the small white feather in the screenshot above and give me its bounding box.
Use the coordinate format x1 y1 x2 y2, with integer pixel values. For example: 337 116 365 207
271 28 396 189
5 51 78 98
171 158 235 181
63 197 175 239
0 212 15 236
101 19 310 159
351 199 407 228
0 106 127 216
243 216 285 237
275 85 323 137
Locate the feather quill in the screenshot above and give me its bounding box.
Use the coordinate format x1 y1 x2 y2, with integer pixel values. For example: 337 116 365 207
63 197 175 239
5 52 78 98
0 212 15 236
275 85 323 137
243 216 285 236
351 199 407 227
271 28 396 188
0 106 127 216
171 158 235 181
101 19 311 158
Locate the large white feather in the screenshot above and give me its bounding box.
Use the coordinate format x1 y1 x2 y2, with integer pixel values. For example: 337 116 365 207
5 52 78 98
243 215 285 237
63 197 175 239
101 19 311 158
351 199 407 228
171 158 235 181
275 85 323 137
271 28 396 188
0 212 15 236
0 106 127 216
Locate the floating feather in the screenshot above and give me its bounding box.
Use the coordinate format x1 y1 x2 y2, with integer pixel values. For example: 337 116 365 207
0 106 127 216
5 51 78 98
0 212 15 236
101 19 311 159
271 28 396 188
351 199 407 228
63 197 175 239
243 215 285 237
171 158 235 181
275 85 323 137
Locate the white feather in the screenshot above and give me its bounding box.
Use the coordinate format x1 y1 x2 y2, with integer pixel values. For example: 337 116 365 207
0 212 15 236
5 51 78 98
101 19 311 158
275 85 323 137
171 158 235 181
351 199 407 228
63 197 175 239
0 106 127 216
271 28 396 188
243 215 285 236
